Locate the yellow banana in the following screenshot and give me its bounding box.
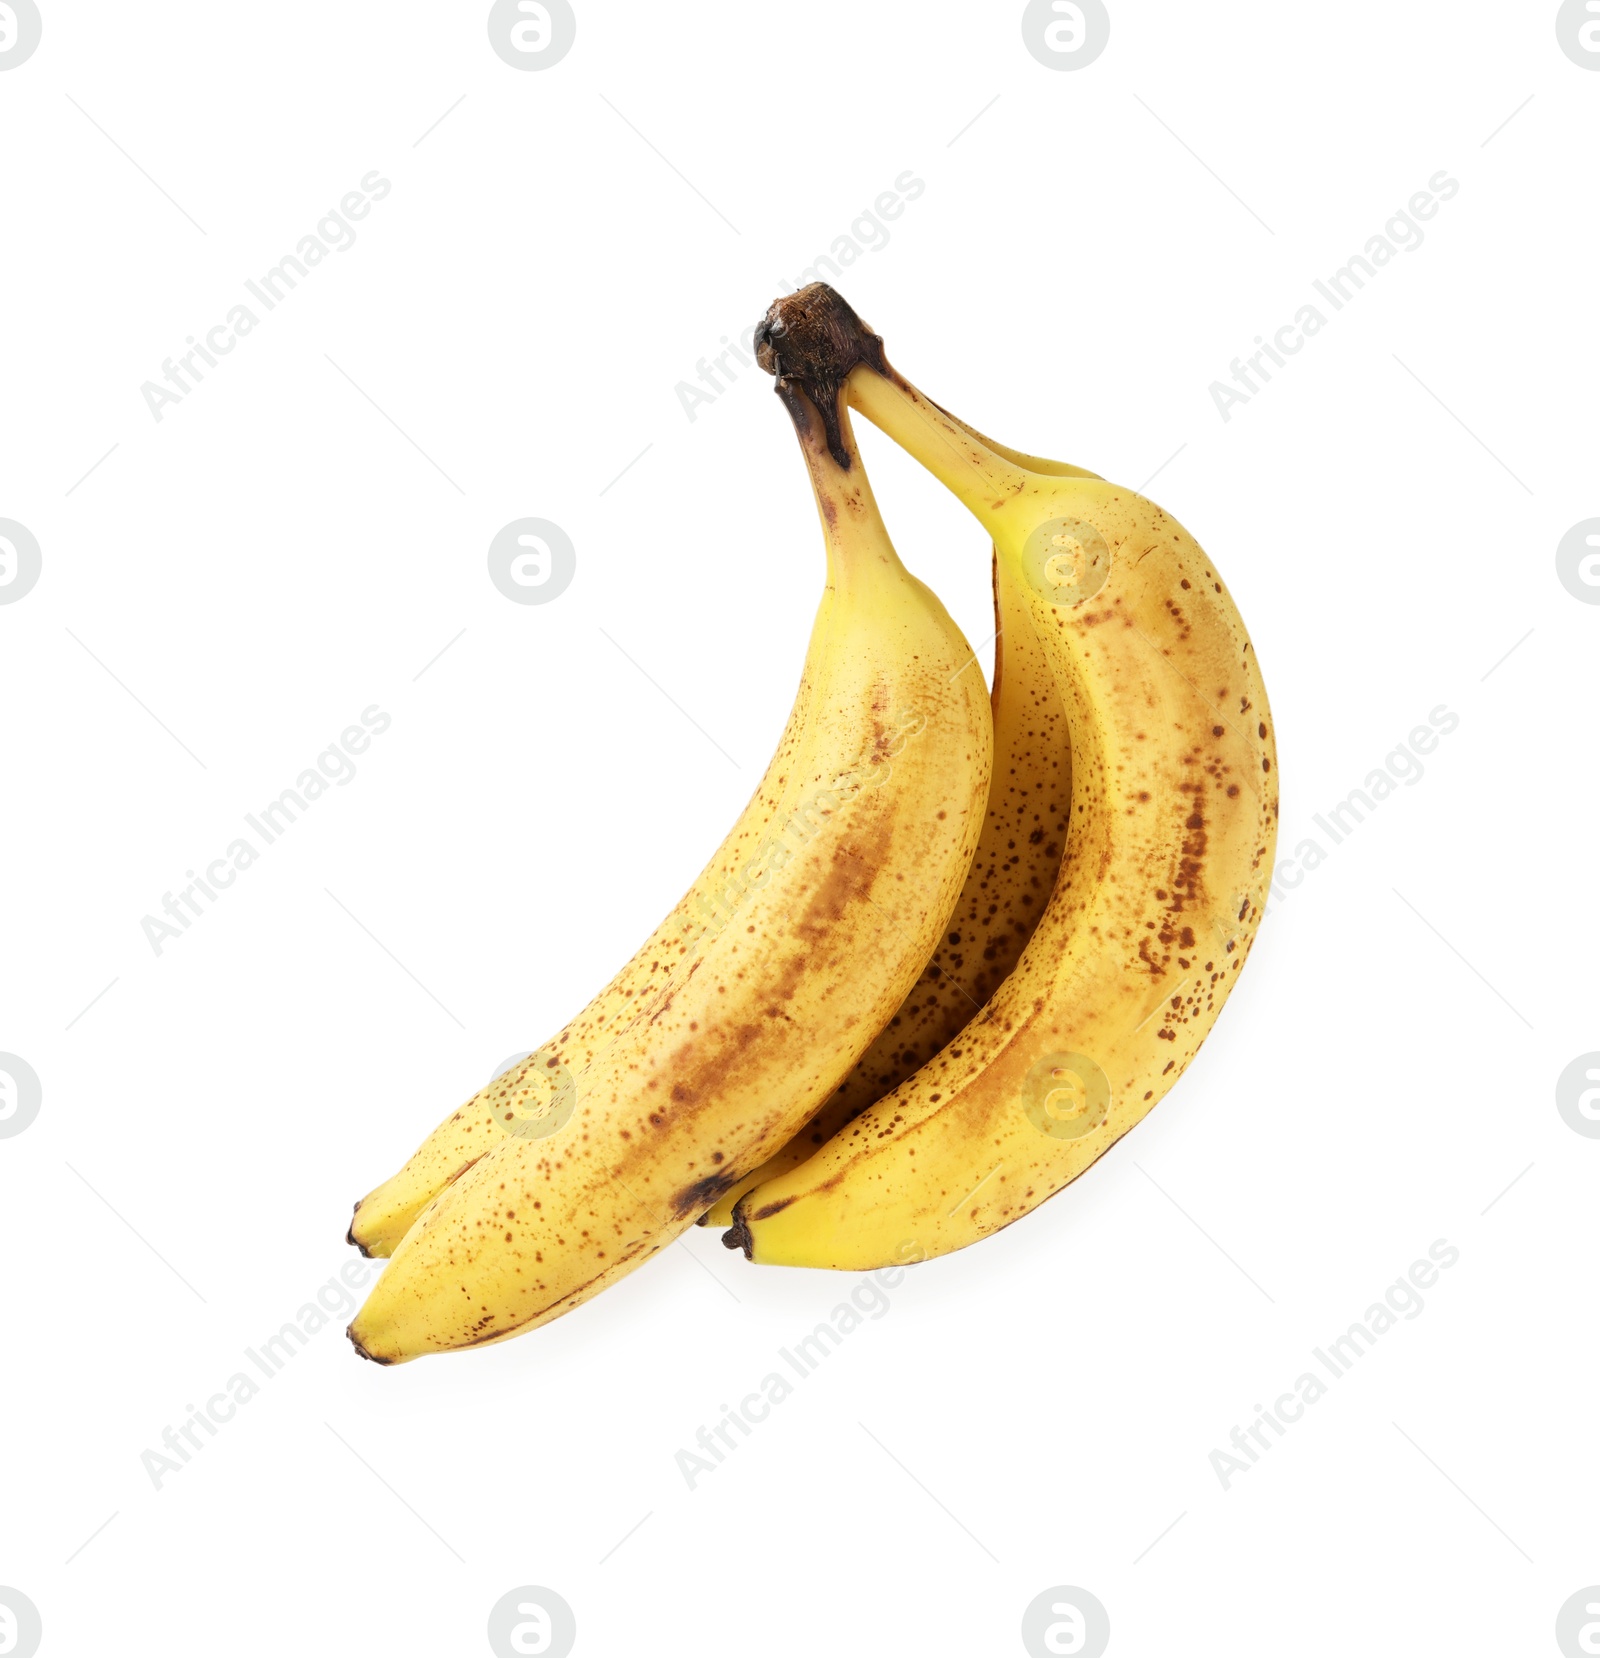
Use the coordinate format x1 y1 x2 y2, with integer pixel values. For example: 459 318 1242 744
728 285 1279 1270
346 370 994 1361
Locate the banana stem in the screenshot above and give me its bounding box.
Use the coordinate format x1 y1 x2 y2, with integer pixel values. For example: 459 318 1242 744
754 282 1035 537
844 364 1033 531
774 350 906 599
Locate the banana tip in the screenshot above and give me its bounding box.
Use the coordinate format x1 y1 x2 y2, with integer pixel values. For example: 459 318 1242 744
346 1203 374 1257
721 1200 754 1260
346 1324 394 1365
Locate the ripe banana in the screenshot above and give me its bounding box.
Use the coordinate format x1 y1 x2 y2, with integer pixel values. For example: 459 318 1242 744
700 448 1098 1228
346 374 994 1361
727 284 1279 1270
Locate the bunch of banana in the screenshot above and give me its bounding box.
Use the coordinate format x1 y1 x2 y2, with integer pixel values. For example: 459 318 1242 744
343 350 995 1362
721 284 1278 1269
343 281 1278 1362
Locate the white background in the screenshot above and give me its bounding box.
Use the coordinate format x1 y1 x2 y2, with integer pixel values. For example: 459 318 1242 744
1 3 1596 1654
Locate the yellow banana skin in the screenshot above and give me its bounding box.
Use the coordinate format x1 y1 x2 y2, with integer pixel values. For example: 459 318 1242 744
729 288 1279 1271
346 389 994 1361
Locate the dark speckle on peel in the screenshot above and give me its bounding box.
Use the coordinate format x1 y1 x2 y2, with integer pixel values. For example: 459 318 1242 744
670 1167 743 1221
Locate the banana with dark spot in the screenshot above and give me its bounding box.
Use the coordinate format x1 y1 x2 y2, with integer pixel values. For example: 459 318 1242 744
727 286 1278 1271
